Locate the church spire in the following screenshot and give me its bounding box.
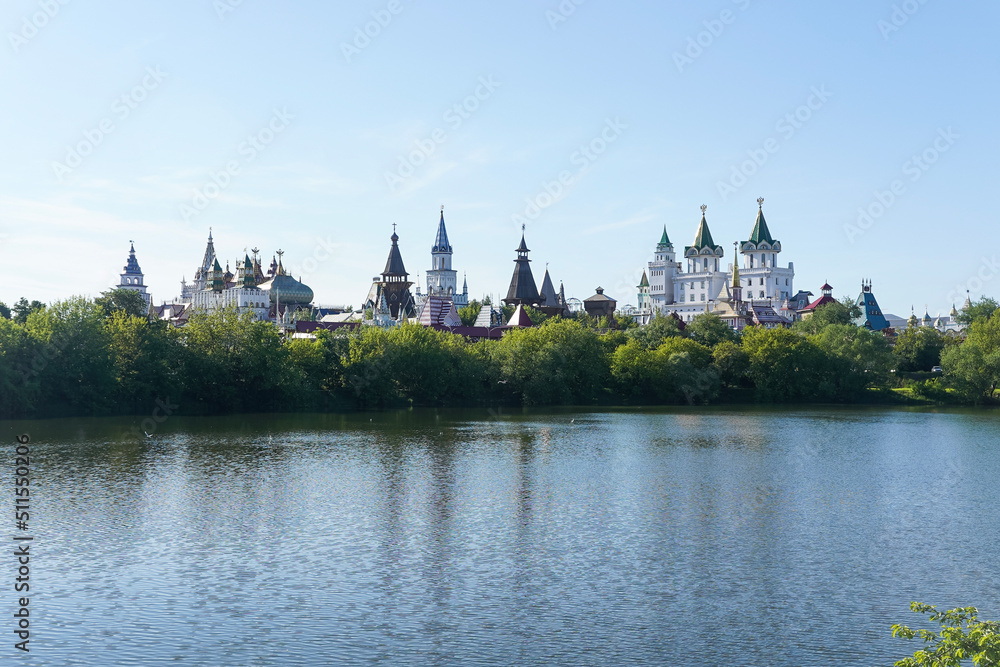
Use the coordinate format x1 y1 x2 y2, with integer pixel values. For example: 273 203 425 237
731 242 741 290
691 205 721 250
747 197 775 245
658 225 671 248
432 205 452 253
504 226 540 306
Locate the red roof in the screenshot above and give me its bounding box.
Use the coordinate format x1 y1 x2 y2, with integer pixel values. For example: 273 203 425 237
820 282 833 291
802 294 836 312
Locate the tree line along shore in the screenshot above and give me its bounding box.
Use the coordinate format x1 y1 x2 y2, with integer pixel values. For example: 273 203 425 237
1 290 999 420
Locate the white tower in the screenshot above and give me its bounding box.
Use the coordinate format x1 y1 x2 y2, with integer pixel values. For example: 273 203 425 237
426 206 458 299
648 225 679 311
739 198 794 302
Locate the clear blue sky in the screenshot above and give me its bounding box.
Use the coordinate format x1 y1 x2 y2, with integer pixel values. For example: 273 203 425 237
1 0 996 317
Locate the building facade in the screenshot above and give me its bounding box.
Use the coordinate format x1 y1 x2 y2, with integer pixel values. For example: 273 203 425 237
639 199 795 326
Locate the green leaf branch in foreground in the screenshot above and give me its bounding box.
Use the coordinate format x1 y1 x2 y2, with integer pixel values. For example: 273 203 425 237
892 602 1000 666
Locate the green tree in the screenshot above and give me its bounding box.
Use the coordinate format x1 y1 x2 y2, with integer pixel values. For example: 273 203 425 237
0 302 10 319
894 327 948 372
792 298 861 335
104 311 181 412
957 297 999 326
810 323 894 397
24 297 114 414
0 317 41 417
523 305 550 325
742 326 831 401
650 338 719 403
892 602 1000 666
712 340 750 388
458 299 483 326
179 307 292 411
95 288 149 319
487 318 607 405
610 339 658 399
12 297 45 324
611 337 717 403
941 313 1000 402
685 312 737 347
626 312 684 350
342 323 484 408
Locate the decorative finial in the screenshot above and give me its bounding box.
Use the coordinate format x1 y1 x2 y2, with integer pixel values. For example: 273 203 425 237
700 204 707 215
757 197 764 209
441 204 445 212
522 223 526 233
392 223 397 233
276 249 284 259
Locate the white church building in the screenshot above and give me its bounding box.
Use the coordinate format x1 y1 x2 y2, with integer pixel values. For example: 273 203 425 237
640 199 795 324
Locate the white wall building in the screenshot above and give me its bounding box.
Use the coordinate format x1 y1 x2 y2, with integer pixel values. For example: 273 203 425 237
638 199 795 325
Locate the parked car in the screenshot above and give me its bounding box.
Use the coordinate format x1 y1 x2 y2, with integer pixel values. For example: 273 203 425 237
930 366 943 373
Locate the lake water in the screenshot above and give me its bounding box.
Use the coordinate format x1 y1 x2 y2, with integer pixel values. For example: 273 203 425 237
4 407 999 666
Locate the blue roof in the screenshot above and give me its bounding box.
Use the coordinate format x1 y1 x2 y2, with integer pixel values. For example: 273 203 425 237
855 287 890 331
432 210 452 253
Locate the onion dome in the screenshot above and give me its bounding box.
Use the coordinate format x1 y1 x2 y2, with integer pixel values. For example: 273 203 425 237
257 251 314 304
258 273 314 305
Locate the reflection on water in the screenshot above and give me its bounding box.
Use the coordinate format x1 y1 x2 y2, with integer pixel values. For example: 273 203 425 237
4 407 999 666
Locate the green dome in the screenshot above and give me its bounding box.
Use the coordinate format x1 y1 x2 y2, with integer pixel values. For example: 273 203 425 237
259 273 314 305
